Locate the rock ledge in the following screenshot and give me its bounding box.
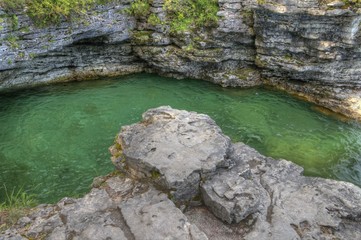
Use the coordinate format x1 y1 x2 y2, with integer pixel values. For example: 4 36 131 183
2 107 361 240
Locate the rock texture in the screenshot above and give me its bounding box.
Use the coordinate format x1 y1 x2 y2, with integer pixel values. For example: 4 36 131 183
254 0 361 120
1 176 207 240
0 1 145 90
2 107 361 239
131 0 261 88
1 0 361 120
110 106 232 202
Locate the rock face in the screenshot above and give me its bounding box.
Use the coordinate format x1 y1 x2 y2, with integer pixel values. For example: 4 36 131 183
2 107 361 239
254 0 361 120
0 1 145 90
131 0 261 88
1 0 361 120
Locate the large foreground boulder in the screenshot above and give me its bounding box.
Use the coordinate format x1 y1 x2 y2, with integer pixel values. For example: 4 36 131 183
2 107 361 240
110 106 232 202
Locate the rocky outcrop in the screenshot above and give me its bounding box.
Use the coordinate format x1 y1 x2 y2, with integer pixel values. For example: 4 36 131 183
1 0 361 118
1 176 208 240
254 0 361 120
130 0 361 120
110 107 232 202
0 1 145 90
131 0 261 88
2 107 361 239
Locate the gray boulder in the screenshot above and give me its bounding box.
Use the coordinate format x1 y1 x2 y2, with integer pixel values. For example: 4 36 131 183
201 142 361 239
111 106 232 202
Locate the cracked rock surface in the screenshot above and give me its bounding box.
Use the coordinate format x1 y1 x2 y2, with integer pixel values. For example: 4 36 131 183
111 106 232 202
2 107 361 240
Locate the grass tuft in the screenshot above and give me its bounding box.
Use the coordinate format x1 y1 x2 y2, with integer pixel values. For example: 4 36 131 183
0 185 37 231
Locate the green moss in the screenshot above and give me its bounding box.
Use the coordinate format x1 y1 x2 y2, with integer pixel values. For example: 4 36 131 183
10 14 18 30
5 35 19 49
18 52 25 58
342 0 361 8
147 13 162 26
257 0 266 4
232 68 257 81
150 169 161 179
0 0 114 27
127 0 219 33
241 10 254 26
125 0 151 18
131 30 152 44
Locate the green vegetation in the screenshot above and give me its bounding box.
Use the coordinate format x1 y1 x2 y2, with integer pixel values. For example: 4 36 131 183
164 0 219 32
0 0 112 26
342 0 361 8
0 185 37 230
150 169 161 179
147 13 162 26
125 0 151 18
127 0 219 33
5 34 19 49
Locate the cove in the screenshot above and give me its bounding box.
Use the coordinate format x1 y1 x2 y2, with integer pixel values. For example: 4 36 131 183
0 73 360 204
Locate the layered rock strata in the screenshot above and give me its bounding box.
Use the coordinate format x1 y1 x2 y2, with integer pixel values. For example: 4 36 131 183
1 0 361 119
0 2 145 90
2 107 361 239
254 0 361 120
131 0 261 87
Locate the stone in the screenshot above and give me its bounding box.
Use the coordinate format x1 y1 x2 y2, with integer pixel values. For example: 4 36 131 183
1 0 361 120
119 187 208 240
112 106 232 202
1 108 361 239
201 142 361 239
0 2 145 91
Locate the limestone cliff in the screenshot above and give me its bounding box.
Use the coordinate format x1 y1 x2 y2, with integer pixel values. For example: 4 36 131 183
0 2 145 89
0 0 361 120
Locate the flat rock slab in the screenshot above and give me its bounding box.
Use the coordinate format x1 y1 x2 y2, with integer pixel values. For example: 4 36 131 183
119 188 207 240
0 176 208 240
112 106 231 201
201 143 361 239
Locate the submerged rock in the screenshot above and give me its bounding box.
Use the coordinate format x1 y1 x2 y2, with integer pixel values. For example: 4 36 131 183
1 107 361 239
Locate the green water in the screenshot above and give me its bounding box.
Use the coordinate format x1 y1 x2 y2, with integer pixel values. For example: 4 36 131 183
1 74 361 203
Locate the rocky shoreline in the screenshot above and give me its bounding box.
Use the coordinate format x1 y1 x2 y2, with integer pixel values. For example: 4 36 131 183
1 0 361 120
2 106 360 240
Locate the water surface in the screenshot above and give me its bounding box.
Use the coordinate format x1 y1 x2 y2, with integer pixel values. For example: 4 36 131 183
1 74 360 203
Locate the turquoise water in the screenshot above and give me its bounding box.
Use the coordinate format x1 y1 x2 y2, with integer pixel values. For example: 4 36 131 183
1 73 361 203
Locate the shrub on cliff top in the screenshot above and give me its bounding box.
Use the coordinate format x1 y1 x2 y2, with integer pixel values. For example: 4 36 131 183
164 0 219 32
0 0 112 26
127 0 219 33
